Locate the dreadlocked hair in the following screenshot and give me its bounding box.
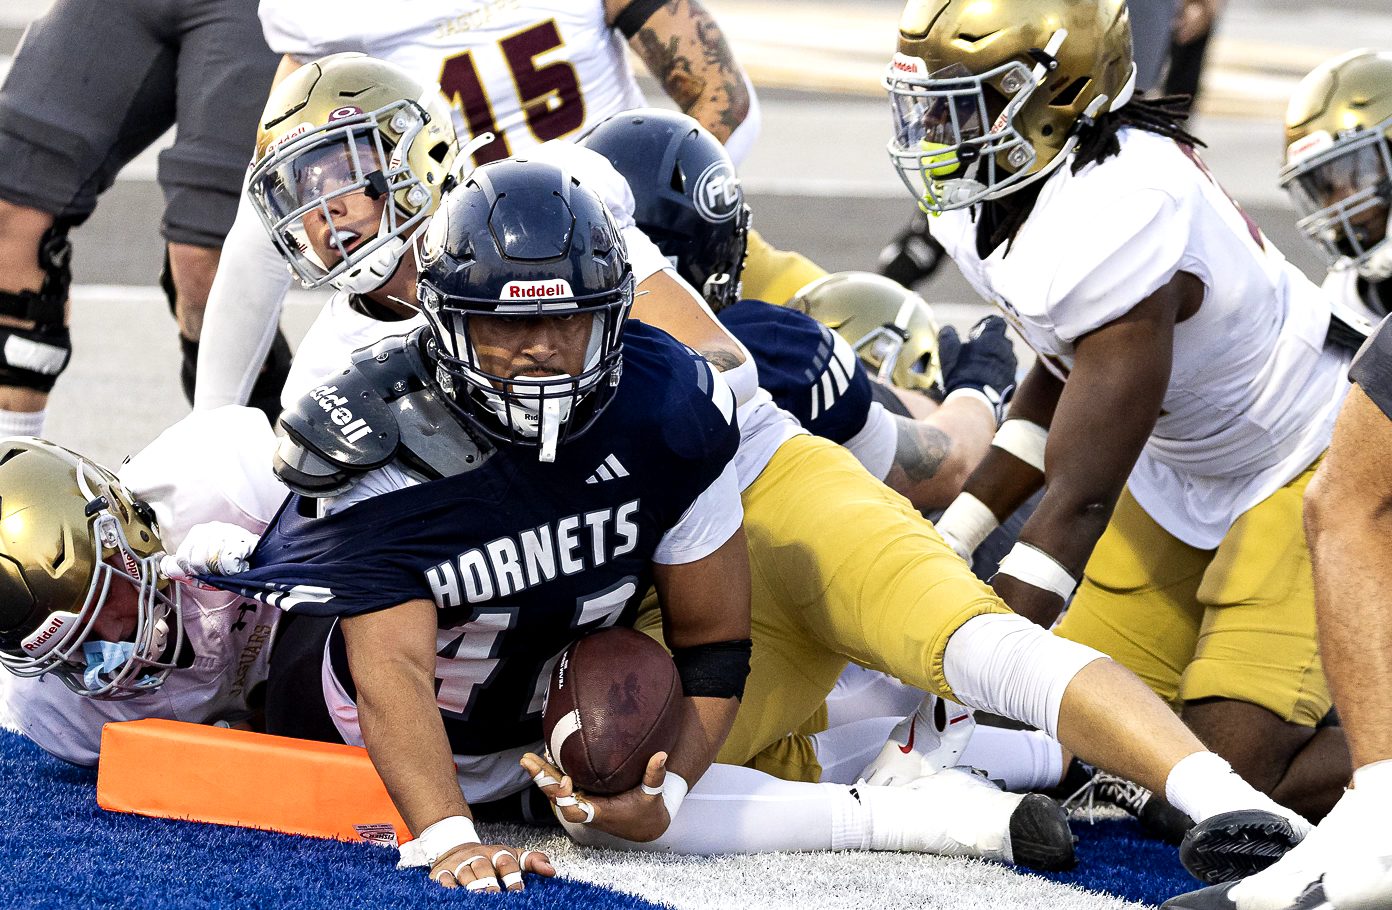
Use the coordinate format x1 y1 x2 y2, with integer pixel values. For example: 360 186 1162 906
1072 94 1206 173
980 95 1207 256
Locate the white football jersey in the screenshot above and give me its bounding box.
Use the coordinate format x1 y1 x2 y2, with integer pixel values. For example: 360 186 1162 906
259 0 645 166
4 408 287 766
930 127 1350 548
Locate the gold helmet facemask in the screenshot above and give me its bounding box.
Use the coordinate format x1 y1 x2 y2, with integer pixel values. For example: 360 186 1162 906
788 271 942 392
0 440 183 699
248 53 459 295
886 0 1136 213
1280 49 1392 282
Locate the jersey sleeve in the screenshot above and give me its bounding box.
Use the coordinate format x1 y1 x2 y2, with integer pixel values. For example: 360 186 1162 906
646 340 742 540
258 0 364 57
841 401 896 480
1029 188 1189 343
117 407 287 546
719 300 874 443
1350 314 1392 419
652 460 742 564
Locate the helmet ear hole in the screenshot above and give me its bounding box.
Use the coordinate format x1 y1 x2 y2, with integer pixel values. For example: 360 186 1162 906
1050 77 1091 109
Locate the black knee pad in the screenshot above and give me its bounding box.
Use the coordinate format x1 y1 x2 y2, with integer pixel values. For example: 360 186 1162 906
0 225 73 391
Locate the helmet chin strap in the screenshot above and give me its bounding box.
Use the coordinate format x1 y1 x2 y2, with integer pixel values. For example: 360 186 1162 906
331 207 407 294
1360 239 1392 282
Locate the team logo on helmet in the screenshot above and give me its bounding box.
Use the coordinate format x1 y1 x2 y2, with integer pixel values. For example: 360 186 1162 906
693 161 741 223
328 105 364 121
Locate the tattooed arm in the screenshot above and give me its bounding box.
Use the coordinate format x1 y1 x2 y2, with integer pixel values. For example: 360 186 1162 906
882 394 996 512
607 0 752 142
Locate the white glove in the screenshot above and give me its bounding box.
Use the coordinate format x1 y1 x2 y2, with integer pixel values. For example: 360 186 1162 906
160 521 259 582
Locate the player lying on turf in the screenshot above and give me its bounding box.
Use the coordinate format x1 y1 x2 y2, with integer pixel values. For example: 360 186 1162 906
0 408 285 766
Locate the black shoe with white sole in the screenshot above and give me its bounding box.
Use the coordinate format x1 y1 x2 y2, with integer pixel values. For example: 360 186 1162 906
1180 811 1302 884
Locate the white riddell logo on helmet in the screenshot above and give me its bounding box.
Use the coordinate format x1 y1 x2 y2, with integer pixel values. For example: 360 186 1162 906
890 54 927 77
311 385 373 444
22 614 69 653
501 279 573 300
1287 130 1333 166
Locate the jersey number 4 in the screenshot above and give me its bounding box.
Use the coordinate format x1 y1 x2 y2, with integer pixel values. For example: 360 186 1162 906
432 576 637 720
439 19 586 167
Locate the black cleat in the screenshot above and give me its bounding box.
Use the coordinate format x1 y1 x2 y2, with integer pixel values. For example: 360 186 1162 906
1180 810 1302 884
1061 768 1195 845
1009 793 1077 871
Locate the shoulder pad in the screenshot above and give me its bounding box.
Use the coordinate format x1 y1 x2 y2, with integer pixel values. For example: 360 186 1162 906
274 334 427 496
275 329 491 495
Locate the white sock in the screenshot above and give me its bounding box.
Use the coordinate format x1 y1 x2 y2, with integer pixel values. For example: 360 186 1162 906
0 407 46 437
825 664 925 729
559 762 871 854
1164 750 1313 836
813 716 901 784
1352 759 1392 796
963 726 1066 792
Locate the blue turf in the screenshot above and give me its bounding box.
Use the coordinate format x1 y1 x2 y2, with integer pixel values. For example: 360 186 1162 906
1 728 1202 909
1041 816 1201 905
0 730 666 910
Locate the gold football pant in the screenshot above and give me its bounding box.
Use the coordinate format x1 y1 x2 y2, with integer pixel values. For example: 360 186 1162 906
639 433 1009 781
739 229 828 305
1055 460 1331 727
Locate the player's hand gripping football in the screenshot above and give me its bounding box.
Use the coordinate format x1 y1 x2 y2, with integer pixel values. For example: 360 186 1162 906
521 750 673 843
429 840 554 893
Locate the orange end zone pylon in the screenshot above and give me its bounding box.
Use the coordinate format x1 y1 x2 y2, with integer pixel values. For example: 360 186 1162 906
96 718 412 848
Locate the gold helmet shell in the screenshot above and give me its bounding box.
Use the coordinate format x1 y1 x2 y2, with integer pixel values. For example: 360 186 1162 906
0 438 181 698
886 0 1136 212
248 53 459 293
1281 48 1392 281
787 271 942 392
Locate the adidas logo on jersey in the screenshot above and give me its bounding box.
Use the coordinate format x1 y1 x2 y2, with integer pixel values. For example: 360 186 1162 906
584 454 629 485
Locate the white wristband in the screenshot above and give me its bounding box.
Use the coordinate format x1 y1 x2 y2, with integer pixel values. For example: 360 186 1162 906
995 542 1077 600
662 771 690 823
943 387 998 419
992 419 1048 472
935 493 1000 559
396 815 481 869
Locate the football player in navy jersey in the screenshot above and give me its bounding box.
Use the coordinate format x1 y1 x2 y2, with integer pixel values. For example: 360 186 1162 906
202 159 754 890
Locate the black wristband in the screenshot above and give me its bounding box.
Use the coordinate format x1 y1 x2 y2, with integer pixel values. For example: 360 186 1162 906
614 0 668 39
672 638 753 700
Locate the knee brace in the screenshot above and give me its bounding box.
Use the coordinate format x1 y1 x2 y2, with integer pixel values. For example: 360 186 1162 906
0 226 73 391
942 612 1107 740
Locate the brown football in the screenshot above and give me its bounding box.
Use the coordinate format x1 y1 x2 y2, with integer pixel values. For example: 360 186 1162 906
541 627 683 795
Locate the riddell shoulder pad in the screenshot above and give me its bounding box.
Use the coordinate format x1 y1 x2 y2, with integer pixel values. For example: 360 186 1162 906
274 335 420 496
275 329 489 496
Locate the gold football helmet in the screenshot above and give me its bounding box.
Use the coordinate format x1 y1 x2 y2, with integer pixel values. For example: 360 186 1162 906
886 0 1136 212
1281 48 1392 281
787 271 942 392
0 439 182 698
249 53 459 293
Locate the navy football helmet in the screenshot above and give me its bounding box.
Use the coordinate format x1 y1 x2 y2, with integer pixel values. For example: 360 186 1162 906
583 109 751 312
416 158 634 462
